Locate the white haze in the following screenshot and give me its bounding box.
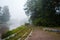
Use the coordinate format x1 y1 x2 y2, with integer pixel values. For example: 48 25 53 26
0 0 28 30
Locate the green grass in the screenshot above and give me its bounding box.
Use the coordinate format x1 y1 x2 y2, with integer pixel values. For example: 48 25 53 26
2 25 32 40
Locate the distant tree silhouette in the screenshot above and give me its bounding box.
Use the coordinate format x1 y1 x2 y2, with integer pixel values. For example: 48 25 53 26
0 6 10 39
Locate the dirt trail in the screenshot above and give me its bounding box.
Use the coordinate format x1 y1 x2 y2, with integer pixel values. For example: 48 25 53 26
26 29 60 40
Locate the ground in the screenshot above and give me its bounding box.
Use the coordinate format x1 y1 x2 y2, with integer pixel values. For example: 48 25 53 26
2 26 60 40
26 27 60 40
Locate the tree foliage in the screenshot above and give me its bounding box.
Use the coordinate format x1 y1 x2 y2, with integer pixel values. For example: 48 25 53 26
0 6 10 35
24 0 60 26
0 6 10 23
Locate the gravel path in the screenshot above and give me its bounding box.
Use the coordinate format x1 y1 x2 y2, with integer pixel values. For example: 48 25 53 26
26 29 60 40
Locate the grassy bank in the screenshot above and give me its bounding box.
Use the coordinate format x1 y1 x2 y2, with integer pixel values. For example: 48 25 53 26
2 25 32 40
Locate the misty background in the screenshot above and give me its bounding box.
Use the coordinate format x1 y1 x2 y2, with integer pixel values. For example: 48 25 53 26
0 0 28 30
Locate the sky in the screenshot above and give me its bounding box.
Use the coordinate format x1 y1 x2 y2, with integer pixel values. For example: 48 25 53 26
0 0 29 30
0 0 28 20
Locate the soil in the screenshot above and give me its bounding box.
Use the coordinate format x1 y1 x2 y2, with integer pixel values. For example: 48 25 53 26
26 28 60 40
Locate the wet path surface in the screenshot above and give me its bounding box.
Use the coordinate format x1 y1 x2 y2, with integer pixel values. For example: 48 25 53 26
26 29 60 40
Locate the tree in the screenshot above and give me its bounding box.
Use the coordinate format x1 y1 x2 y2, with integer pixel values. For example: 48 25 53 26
24 0 60 26
24 0 42 25
0 7 3 23
0 6 10 38
1 6 10 23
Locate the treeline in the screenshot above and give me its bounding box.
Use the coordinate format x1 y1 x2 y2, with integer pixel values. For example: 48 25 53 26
24 0 60 27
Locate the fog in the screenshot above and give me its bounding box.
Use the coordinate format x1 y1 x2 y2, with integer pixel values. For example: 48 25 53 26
0 0 28 30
